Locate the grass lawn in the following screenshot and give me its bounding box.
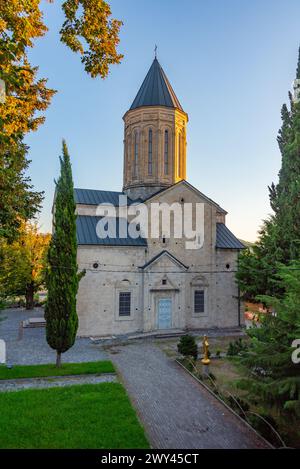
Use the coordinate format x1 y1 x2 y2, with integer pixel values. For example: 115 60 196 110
0 383 149 449
0 361 115 380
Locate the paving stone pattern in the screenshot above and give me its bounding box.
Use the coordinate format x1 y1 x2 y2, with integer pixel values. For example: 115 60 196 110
0 308 108 365
110 343 270 449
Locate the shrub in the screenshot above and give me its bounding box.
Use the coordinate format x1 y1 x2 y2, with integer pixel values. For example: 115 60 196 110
226 395 250 416
247 413 281 447
227 338 248 356
177 335 198 360
0 298 6 311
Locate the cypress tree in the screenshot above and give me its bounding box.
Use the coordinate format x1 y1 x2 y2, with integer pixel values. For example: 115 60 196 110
45 140 84 367
238 46 300 300
296 46 300 79
270 89 300 261
236 47 300 443
271 47 300 260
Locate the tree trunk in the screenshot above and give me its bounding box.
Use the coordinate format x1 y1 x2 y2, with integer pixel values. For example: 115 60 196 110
56 351 62 368
25 283 35 310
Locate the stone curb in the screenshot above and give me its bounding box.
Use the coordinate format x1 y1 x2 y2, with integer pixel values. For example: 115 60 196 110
0 372 117 392
0 372 116 384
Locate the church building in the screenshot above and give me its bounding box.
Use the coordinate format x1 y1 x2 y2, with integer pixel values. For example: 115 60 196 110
74 57 245 337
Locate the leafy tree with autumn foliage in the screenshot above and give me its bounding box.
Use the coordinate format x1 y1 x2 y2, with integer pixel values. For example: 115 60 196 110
0 0 123 239
60 0 123 79
0 0 122 143
0 221 51 309
0 1 52 238
0 1 54 145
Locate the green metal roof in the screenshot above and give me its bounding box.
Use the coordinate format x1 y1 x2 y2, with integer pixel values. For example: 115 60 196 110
74 188 140 206
76 216 147 247
216 223 245 249
130 58 183 111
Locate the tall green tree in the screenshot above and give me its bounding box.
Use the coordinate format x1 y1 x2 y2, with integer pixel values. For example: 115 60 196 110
0 1 123 240
0 221 50 309
297 46 300 79
45 141 84 367
0 139 43 240
237 46 300 301
237 262 300 424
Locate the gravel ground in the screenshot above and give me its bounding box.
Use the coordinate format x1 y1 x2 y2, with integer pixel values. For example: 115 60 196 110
0 308 108 365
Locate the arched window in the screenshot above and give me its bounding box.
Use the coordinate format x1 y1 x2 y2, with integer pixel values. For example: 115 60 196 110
133 131 138 177
148 129 153 175
164 130 169 175
178 132 182 178
127 140 130 173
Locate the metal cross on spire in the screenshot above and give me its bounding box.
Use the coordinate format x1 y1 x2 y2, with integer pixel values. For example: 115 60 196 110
154 45 158 59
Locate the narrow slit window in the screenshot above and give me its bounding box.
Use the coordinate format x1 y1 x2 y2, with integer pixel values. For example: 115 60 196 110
178 133 182 177
134 131 138 177
194 290 204 313
164 130 169 175
127 141 130 168
119 292 131 316
148 129 153 175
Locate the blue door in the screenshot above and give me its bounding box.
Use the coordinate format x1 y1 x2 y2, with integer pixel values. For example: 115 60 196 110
158 298 172 329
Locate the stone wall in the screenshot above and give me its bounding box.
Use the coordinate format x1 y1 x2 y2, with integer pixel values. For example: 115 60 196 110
75 182 242 337
77 245 146 337
123 106 188 199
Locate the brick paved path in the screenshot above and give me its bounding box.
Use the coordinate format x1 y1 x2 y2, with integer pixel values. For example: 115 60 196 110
0 308 108 365
110 343 270 449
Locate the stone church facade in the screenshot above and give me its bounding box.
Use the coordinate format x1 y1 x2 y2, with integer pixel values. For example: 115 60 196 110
74 57 245 337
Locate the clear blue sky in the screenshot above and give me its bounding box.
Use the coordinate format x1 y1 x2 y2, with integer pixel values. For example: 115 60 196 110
26 0 300 241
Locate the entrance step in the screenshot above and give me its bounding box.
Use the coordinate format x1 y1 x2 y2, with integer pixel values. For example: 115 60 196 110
22 318 46 328
128 329 185 340
89 329 185 344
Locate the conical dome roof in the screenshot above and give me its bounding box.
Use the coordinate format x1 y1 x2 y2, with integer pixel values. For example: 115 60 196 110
130 58 183 111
